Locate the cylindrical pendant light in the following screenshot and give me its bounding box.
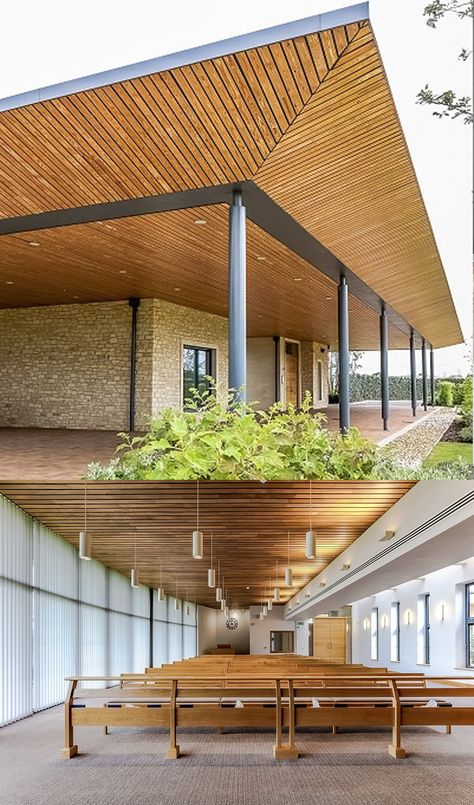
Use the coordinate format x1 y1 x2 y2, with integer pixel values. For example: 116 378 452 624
306 530 317 560
192 480 203 559
262 604 268 616
157 561 165 601
259 611 264 620
79 481 92 560
273 560 280 601
305 481 317 559
79 530 92 561
267 599 273 611
174 580 180 610
285 532 293 587
215 559 222 602
208 532 215 587
131 530 139 588
185 588 190 617
221 599 226 610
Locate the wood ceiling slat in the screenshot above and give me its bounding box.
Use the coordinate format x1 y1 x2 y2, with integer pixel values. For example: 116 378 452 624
0 204 408 349
0 480 415 608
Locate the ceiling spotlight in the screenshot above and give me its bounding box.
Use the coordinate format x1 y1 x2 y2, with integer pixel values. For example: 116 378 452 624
379 529 396 542
341 562 351 571
319 581 326 587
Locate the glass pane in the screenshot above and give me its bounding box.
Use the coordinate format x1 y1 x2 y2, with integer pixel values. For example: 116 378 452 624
196 349 211 394
183 347 196 402
153 621 168 668
469 624 474 668
469 584 474 619
270 631 294 653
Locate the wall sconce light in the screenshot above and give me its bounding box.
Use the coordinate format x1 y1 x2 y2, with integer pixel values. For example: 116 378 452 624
319 581 326 587
379 529 396 542
440 603 445 622
381 614 388 629
341 562 351 571
405 609 412 626
363 618 369 631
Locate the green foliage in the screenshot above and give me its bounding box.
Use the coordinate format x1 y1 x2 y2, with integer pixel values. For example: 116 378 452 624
419 1 473 124
460 376 473 415
436 380 454 407
88 386 378 480
374 451 472 480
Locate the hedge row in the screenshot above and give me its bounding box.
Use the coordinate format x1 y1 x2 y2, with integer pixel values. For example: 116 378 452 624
348 374 464 403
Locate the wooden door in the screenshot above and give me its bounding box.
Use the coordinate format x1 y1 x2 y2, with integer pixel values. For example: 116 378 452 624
313 617 346 663
285 342 299 405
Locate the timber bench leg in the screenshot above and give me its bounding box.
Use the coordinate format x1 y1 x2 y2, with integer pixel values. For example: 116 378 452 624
273 680 298 761
445 725 452 734
166 680 180 760
103 703 109 735
388 681 406 760
61 680 78 759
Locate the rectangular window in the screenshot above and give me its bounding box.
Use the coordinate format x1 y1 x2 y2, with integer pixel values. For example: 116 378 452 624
317 360 323 401
370 608 378 661
466 583 474 668
183 345 215 406
417 594 430 664
390 602 400 662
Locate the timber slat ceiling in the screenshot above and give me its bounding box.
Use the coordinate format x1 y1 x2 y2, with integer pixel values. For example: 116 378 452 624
0 205 408 349
0 480 415 608
0 14 461 347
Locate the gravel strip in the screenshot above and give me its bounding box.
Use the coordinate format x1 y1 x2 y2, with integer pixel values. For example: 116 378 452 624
379 407 456 468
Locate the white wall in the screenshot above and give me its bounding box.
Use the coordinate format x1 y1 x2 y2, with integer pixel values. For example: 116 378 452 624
216 609 250 654
352 557 474 675
197 605 217 655
250 605 296 654
295 620 312 656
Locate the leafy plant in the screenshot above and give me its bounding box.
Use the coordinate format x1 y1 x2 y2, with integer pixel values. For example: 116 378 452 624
88 386 378 481
436 380 454 406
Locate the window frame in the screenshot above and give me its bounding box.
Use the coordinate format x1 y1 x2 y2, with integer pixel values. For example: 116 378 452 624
390 601 400 663
466 582 474 669
182 344 216 408
370 607 379 661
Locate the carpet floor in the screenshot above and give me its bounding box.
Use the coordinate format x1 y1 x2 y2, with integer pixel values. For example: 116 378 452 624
0 706 473 805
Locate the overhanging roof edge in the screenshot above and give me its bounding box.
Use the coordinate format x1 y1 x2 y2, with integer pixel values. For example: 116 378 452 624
0 3 369 112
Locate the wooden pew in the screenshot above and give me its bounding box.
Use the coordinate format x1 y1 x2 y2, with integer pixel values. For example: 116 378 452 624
60 672 474 762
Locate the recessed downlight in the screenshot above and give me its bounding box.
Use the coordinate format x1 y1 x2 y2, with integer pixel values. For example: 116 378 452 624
194 218 206 225
6 280 14 285
29 241 40 247
294 277 303 282
256 256 266 262
118 270 127 274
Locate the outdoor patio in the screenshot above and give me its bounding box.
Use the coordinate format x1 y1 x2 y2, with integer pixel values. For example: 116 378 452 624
0 402 434 480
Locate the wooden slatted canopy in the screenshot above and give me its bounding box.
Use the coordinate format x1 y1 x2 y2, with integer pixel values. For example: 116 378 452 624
0 3 462 348
0 480 415 608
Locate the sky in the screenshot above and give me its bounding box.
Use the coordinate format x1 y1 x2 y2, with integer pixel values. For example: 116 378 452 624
0 0 471 377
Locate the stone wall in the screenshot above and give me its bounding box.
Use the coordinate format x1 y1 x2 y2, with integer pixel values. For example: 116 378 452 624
247 337 276 410
0 301 137 429
300 342 329 408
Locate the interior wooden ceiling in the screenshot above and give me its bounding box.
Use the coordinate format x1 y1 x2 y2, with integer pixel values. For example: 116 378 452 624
0 481 416 608
0 205 408 349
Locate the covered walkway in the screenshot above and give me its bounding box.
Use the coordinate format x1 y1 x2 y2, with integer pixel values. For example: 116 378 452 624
0 403 433 479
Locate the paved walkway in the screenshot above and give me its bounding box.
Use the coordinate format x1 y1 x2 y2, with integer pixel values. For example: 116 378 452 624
0 402 432 480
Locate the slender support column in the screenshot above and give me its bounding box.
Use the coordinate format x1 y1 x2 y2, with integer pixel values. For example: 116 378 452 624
421 338 428 412
228 190 247 401
409 331 417 417
430 345 435 406
380 305 389 430
128 297 140 431
338 275 350 435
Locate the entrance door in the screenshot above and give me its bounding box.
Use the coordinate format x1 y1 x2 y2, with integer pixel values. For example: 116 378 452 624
285 342 299 405
313 617 347 663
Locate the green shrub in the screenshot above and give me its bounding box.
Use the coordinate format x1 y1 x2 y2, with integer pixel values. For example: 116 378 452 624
460 376 473 415
436 380 454 407
452 382 465 406
88 387 379 480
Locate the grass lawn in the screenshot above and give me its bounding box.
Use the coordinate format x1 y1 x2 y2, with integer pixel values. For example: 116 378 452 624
424 441 472 467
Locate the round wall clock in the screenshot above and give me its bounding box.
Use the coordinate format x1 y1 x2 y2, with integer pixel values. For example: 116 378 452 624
226 617 239 630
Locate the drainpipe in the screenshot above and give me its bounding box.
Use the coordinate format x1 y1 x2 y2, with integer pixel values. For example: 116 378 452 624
128 297 140 432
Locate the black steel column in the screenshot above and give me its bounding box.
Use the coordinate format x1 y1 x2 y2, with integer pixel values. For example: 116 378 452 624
338 274 350 434
228 190 247 401
410 331 417 417
430 345 435 405
149 587 154 668
380 305 389 430
128 297 140 431
422 338 428 411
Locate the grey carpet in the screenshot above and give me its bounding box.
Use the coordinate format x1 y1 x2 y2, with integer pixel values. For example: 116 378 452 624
0 706 472 805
